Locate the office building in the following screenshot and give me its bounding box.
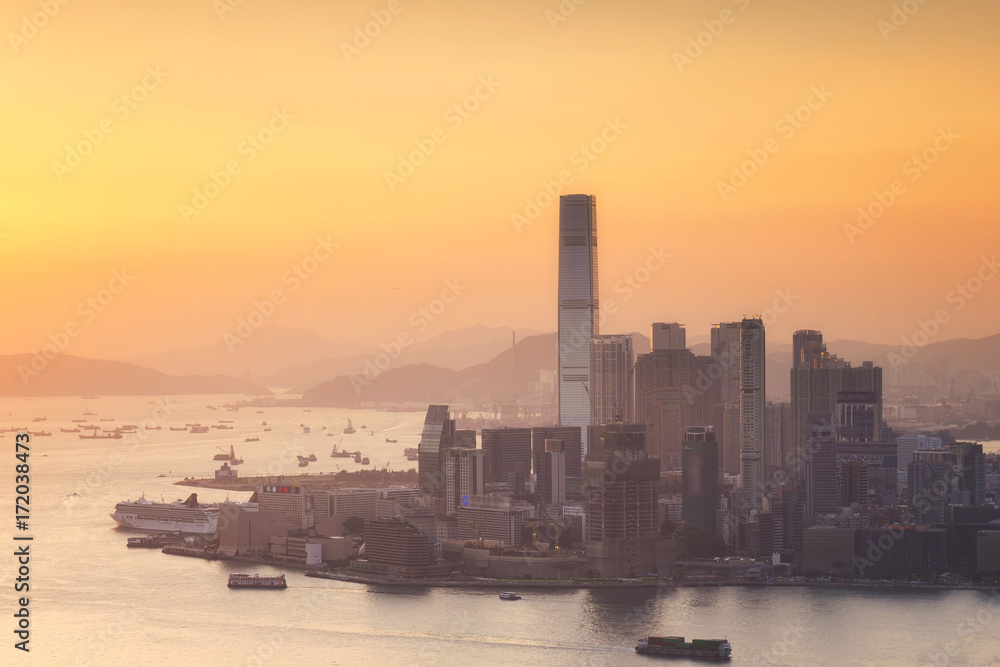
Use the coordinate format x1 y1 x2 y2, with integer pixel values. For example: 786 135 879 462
362 519 432 569
836 391 880 442
764 402 793 470
740 318 766 510
651 322 686 351
590 334 634 424
531 425 582 500
805 413 839 518
951 442 986 506
682 426 719 536
444 448 484 515
534 438 567 506
634 347 714 469
456 495 535 547
711 322 742 404
481 427 532 492
417 405 457 497
909 450 955 525
790 331 882 479
840 460 869 507
584 423 674 577
558 193 599 455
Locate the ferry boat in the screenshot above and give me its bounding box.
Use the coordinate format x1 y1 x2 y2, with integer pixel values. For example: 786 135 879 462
228 573 287 589
499 592 521 601
635 637 732 660
110 493 219 535
126 534 183 549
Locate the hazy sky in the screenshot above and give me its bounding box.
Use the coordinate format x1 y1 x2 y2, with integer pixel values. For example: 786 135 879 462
3 0 998 359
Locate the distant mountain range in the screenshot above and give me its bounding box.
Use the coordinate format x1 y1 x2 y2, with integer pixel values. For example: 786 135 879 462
303 331 644 407
129 325 543 385
4 329 997 400
303 333 560 406
0 354 268 397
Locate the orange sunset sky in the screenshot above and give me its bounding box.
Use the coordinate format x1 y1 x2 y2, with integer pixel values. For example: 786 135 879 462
2 0 998 360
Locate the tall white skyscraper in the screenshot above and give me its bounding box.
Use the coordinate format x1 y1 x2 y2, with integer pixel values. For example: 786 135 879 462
558 194 599 458
739 317 766 511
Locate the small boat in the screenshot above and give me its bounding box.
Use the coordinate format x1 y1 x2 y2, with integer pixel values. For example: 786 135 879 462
343 419 356 435
264 428 272 432
100 417 114 422
61 428 81 433
169 426 187 431
261 421 267 426
499 592 521 601
83 409 96 415
190 426 209 434
307 453 317 461
72 419 87 423
32 417 46 422
245 437 259 442
358 424 367 429
354 454 361 463
145 425 161 430
385 438 398 443
29 431 52 436
298 460 308 467
361 457 370 465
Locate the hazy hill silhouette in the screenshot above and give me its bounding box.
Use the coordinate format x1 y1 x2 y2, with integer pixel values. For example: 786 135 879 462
130 324 543 384
303 331 650 407
0 354 268 397
303 333 558 406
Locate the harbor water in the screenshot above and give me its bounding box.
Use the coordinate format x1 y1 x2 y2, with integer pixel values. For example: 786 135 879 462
3 395 999 666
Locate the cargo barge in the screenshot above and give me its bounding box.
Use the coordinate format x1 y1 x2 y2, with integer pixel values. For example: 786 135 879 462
228 573 287 589
635 636 732 660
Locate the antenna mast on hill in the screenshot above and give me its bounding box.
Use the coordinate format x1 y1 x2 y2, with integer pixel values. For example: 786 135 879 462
511 330 516 405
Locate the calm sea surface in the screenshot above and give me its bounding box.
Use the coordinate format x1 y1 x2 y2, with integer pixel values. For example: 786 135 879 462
2 396 999 667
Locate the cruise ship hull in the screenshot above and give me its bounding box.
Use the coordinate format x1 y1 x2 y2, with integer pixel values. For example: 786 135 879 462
110 496 219 535
110 513 218 534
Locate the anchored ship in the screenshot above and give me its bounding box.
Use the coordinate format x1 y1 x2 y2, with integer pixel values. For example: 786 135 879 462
110 493 219 535
635 637 732 660
228 573 287 589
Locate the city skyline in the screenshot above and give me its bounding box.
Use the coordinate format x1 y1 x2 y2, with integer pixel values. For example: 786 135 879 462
4 1 1000 362
6 2 1000 665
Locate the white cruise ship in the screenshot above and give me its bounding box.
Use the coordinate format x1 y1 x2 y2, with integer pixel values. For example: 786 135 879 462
110 493 219 535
